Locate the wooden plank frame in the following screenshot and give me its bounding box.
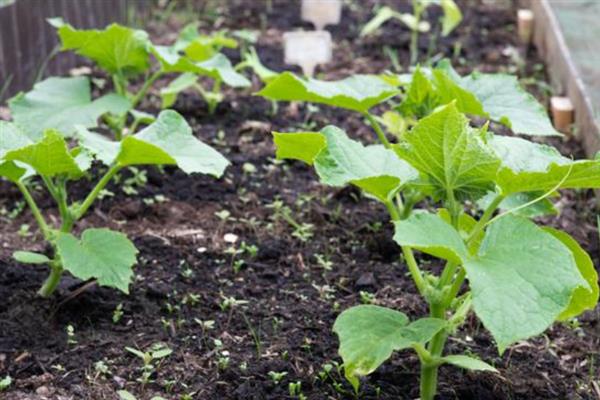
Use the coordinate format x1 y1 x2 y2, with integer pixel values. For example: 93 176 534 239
529 0 600 156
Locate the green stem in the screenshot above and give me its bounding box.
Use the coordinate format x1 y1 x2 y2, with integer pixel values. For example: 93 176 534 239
410 0 423 66
467 194 504 245
75 164 121 220
37 262 63 298
131 70 163 110
385 200 427 296
364 113 391 148
16 181 51 239
420 302 448 400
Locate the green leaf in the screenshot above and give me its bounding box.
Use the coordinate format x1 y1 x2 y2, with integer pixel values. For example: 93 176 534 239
393 211 468 264
184 33 238 62
477 191 557 218
117 390 137 400
3 130 84 177
119 110 229 176
273 126 417 202
393 212 589 353
239 47 279 83
8 76 130 140
432 69 484 116
441 355 497 372
0 121 32 157
398 66 439 118
490 135 600 194
160 73 198 108
56 228 138 294
440 0 462 36
273 132 326 164
153 47 250 88
360 6 397 36
78 111 229 177
333 305 445 390
51 18 151 76
0 161 28 183
460 72 560 136
543 228 599 321
256 72 399 113
464 215 587 353
13 251 51 264
396 103 500 200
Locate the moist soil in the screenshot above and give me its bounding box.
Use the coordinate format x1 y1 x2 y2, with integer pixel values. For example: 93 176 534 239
0 1 599 399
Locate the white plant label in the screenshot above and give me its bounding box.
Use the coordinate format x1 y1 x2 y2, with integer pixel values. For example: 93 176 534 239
301 0 342 30
284 30 332 77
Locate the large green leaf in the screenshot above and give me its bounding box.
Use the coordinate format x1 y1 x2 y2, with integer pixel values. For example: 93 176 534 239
152 47 249 88
489 135 600 194
466 215 587 352
333 305 446 390
3 130 84 178
78 111 229 177
273 126 417 202
393 213 588 353
256 72 399 113
460 72 559 136
0 121 31 157
56 228 138 293
50 18 151 76
396 103 500 200
432 69 484 115
8 77 130 140
544 228 599 321
0 161 28 183
273 132 326 164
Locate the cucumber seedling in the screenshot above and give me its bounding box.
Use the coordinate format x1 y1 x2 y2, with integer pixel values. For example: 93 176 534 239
271 102 599 399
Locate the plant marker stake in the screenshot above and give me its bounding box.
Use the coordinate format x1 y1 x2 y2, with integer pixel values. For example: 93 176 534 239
550 96 574 134
283 30 332 77
517 9 534 44
301 0 342 31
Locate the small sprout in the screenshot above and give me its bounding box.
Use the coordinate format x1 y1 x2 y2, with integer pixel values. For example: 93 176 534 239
219 295 248 311
359 291 376 304
0 375 12 391
17 224 31 237
194 318 215 331
289 381 306 399
314 253 333 270
66 324 77 345
215 209 231 221
268 370 288 384
242 162 257 175
112 303 124 324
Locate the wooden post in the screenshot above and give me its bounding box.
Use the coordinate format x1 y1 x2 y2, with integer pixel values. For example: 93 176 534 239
551 96 574 134
517 9 534 44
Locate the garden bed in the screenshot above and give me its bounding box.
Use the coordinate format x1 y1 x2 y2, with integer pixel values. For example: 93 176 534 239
0 1 598 399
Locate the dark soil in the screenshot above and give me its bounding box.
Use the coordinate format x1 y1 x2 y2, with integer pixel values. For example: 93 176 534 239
0 1 599 399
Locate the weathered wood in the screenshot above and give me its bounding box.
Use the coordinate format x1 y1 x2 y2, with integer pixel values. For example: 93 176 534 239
530 0 600 156
0 0 131 102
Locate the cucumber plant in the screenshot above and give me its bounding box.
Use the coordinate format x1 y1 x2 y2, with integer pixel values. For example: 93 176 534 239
361 0 462 65
1 109 228 298
257 60 561 145
46 19 249 125
271 103 599 397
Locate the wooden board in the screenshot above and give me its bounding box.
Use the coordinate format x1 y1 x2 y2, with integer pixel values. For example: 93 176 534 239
0 0 129 102
530 0 600 156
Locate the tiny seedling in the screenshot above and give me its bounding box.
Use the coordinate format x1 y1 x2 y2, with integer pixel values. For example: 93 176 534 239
268 370 288 384
126 343 172 386
271 97 600 399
